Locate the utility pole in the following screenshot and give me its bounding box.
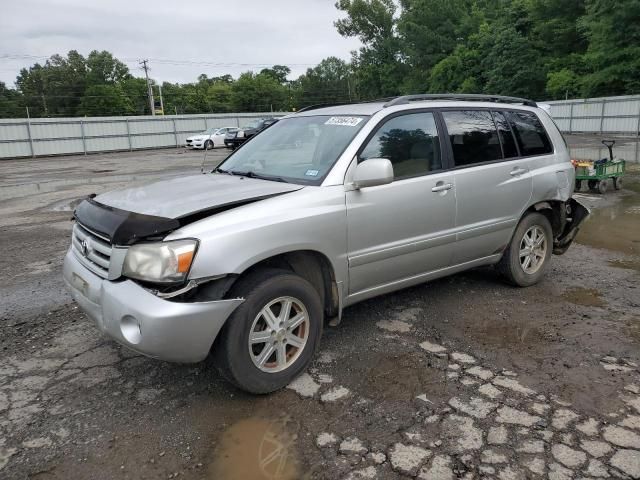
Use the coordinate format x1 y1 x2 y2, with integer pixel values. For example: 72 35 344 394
140 59 155 116
158 84 164 115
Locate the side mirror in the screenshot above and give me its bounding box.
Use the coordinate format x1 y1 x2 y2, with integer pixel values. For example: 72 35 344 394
353 158 394 189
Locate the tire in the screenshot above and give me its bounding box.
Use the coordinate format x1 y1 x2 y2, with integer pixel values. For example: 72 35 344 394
588 179 598 191
497 212 553 287
215 269 323 394
614 177 623 190
204 139 213 150
598 179 608 194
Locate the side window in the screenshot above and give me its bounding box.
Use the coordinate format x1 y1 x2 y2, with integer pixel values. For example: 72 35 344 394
360 112 442 179
442 110 502 167
506 111 553 156
492 111 519 158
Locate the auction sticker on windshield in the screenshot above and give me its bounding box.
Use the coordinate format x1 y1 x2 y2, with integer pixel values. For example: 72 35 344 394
325 116 364 127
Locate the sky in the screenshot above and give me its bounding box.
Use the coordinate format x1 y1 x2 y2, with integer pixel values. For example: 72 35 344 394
0 0 362 87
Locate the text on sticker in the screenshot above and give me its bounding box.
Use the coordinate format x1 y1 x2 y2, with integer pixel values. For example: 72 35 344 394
325 117 364 127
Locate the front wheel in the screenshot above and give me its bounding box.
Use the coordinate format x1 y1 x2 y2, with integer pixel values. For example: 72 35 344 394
497 213 553 287
204 139 213 150
215 269 323 394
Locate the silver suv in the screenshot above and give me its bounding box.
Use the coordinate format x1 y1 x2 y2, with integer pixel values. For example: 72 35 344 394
63 94 588 393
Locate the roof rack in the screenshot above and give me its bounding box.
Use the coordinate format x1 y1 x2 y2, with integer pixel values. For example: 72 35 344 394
295 103 348 113
383 94 537 108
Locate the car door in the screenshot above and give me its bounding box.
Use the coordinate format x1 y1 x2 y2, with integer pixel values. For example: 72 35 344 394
212 128 227 146
440 109 533 265
346 111 457 297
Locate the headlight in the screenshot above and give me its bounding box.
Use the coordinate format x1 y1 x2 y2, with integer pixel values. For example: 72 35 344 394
122 239 198 284
237 131 245 138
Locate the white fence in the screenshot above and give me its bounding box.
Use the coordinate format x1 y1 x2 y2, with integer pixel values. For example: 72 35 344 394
547 95 640 135
1 96 640 159
0 112 287 159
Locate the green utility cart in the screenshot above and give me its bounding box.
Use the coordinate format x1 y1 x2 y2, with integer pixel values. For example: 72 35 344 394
574 140 626 194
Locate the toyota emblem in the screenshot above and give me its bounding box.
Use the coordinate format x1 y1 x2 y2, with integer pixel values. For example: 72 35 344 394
80 239 89 257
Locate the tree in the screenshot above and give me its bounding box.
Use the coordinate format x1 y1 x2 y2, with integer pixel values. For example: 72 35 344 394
397 0 471 92
335 0 406 98
259 65 291 84
231 72 287 112
478 24 546 98
86 50 131 85
0 82 24 117
296 57 352 107
579 0 640 96
78 84 133 116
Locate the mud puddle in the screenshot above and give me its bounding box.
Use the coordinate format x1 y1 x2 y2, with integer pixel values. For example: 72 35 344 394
208 416 303 480
561 287 606 307
576 188 640 255
459 316 544 349
608 258 640 272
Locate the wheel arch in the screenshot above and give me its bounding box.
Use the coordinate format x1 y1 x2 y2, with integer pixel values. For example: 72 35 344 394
223 250 340 322
523 200 566 239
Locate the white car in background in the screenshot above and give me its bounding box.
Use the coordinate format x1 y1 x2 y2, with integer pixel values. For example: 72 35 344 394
186 127 238 149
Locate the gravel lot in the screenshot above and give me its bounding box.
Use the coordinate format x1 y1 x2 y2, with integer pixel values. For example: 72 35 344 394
1 139 639 480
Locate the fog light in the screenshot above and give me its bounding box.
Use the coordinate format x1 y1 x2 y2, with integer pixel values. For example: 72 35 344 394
121 315 142 344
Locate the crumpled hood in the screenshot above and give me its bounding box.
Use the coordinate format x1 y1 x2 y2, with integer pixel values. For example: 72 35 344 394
95 173 303 219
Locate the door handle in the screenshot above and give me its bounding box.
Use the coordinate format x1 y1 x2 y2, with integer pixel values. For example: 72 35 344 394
510 167 528 177
431 182 453 193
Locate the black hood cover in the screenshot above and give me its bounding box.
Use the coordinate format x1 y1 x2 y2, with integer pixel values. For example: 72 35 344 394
74 199 179 245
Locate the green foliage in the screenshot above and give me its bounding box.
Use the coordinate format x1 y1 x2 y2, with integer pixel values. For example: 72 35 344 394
579 0 640 96
296 57 353 107
231 72 288 112
1 0 639 118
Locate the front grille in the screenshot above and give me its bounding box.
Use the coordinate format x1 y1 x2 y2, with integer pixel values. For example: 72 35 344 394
72 222 113 278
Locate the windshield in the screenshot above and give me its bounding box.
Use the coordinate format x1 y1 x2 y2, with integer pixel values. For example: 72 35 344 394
217 115 369 185
201 128 218 135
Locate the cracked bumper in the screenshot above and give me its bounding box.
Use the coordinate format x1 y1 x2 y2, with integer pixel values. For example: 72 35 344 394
63 249 243 363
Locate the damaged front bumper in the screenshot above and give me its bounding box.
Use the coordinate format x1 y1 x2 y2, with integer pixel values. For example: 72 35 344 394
63 249 243 363
553 198 590 255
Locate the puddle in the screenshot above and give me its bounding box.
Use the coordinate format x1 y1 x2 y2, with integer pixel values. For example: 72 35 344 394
460 317 543 348
576 188 640 256
561 287 606 307
608 258 640 273
209 417 301 480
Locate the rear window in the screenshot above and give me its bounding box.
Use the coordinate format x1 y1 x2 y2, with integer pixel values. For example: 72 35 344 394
442 110 502 167
506 111 553 156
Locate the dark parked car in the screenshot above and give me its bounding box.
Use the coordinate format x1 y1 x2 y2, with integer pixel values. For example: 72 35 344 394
224 117 279 149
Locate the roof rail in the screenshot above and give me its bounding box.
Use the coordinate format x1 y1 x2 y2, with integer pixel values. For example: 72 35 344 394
295 103 348 113
383 94 538 108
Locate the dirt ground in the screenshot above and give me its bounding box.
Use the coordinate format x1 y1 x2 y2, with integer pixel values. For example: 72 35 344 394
1 138 639 480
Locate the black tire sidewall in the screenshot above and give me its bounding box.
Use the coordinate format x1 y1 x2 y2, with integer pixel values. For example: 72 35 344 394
205 140 213 149
220 272 323 394
506 213 553 287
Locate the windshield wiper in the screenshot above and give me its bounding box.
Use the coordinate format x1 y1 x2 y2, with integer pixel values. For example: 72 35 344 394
231 170 288 183
214 167 232 174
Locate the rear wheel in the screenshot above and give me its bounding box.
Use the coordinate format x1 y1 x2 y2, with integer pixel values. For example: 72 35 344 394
498 213 553 287
614 177 623 190
598 179 608 194
215 269 323 394
575 179 583 192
